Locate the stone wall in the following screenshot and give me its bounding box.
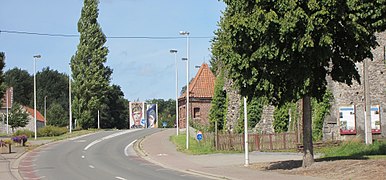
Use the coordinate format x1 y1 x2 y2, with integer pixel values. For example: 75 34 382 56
325 32 386 141
255 105 275 134
223 75 241 133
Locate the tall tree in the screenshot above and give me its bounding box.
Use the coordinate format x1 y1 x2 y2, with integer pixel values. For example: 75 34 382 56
100 85 129 129
47 102 68 127
71 0 112 129
36 67 69 115
0 52 5 99
213 0 386 167
4 68 33 106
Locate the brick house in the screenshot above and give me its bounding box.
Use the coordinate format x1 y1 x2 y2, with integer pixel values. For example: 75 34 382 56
178 63 216 128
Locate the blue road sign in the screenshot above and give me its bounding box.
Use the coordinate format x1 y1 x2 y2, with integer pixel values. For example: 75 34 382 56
196 131 203 141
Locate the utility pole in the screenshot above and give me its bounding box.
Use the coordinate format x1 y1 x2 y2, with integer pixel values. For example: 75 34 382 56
364 59 372 144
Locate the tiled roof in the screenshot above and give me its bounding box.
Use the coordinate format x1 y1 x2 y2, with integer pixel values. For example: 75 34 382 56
180 63 216 99
25 106 45 122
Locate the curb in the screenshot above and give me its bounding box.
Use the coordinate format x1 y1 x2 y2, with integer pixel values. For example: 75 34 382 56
133 133 232 180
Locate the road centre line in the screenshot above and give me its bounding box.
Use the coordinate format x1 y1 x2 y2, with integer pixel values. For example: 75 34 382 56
84 130 139 151
115 176 127 180
124 139 137 156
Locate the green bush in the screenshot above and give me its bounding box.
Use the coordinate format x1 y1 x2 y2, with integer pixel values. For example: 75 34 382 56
13 129 34 138
37 126 67 137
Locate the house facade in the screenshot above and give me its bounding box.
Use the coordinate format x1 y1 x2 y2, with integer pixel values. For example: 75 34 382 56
178 63 216 128
0 87 45 133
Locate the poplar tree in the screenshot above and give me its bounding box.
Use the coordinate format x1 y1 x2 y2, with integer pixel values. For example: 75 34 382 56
213 0 386 167
71 0 112 129
0 52 5 99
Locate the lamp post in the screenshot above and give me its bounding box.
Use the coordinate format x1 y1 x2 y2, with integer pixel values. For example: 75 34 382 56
33 55 41 140
6 88 9 134
69 63 72 133
180 31 190 149
44 96 47 126
170 49 179 136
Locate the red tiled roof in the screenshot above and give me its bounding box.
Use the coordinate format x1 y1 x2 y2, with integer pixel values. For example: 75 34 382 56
25 106 45 122
180 63 216 99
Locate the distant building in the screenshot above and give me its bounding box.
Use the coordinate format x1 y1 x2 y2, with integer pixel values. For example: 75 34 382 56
0 87 45 133
178 63 216 128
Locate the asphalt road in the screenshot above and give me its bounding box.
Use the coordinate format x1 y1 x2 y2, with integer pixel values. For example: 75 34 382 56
29 129 209 180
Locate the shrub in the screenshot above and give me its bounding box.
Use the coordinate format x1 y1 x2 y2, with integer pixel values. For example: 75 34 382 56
37 126 67 137
12 135 28 146
14 129 34 138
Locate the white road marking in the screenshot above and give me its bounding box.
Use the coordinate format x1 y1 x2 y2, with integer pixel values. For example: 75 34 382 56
124 139 137 156
89 165 95 169
81 155 85 159
74 140 86 143
115 176 127 180
84 129 139 151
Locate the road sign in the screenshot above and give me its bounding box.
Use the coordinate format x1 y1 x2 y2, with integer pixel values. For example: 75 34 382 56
162 121 167 128
196 131 203 141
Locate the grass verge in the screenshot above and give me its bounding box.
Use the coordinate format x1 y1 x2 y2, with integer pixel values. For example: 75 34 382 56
170 133 241 155
318 140 386 160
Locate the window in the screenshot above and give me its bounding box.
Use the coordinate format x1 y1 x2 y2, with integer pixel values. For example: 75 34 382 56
193 108 200 118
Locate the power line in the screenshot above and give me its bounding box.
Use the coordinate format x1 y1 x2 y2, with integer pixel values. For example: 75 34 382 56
0 29 213 39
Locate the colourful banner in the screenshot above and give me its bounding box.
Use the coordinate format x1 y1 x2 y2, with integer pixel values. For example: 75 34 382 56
146 104 158 128
129 102 144 128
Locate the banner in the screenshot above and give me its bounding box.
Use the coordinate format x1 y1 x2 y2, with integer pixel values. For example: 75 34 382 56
129 102 145 128
146 104 158 128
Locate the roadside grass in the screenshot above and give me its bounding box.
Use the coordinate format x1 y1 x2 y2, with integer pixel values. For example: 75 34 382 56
317 140 386 160
35 129 99 141
170 133 241 155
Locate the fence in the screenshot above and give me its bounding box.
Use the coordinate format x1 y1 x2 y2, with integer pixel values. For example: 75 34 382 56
201 132 299 151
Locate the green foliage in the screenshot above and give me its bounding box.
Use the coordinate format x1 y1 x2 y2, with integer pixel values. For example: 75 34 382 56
0 52 5 99
100 85 129 129
37 126 68 137
47 102 68 127
213 0 386 106
4 68 33 106
13 129 34 138
312 90 333 141
9 103 29 131
237 96 267 133
170 134 214 155
274 103 293 133
209 69 227 132
146 99 176 128
71 0 112 129
36 67 69 114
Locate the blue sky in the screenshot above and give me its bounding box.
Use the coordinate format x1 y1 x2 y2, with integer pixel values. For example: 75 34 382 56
0 0 225 101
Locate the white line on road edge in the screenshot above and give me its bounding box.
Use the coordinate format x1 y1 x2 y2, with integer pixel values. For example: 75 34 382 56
115 176 127 180
89 165 95 169
124 139 137 156
84 129 139 151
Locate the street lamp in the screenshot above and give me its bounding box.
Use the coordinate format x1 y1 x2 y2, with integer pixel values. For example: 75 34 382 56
180 31 190 149
69 63 72 133
44 96 47 126
170 49 179 136
33 54 41 140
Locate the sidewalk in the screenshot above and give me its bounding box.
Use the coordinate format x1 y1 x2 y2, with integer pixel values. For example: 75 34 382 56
0 140 52 180
137 129 325 180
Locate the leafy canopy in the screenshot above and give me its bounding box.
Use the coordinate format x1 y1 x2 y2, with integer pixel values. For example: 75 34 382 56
214 0 386 105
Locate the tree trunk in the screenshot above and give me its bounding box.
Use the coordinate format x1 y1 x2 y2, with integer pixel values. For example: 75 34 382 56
302 96 314 168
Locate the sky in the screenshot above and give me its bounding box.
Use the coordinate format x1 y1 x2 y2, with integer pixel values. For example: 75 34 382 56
0 0 225 101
